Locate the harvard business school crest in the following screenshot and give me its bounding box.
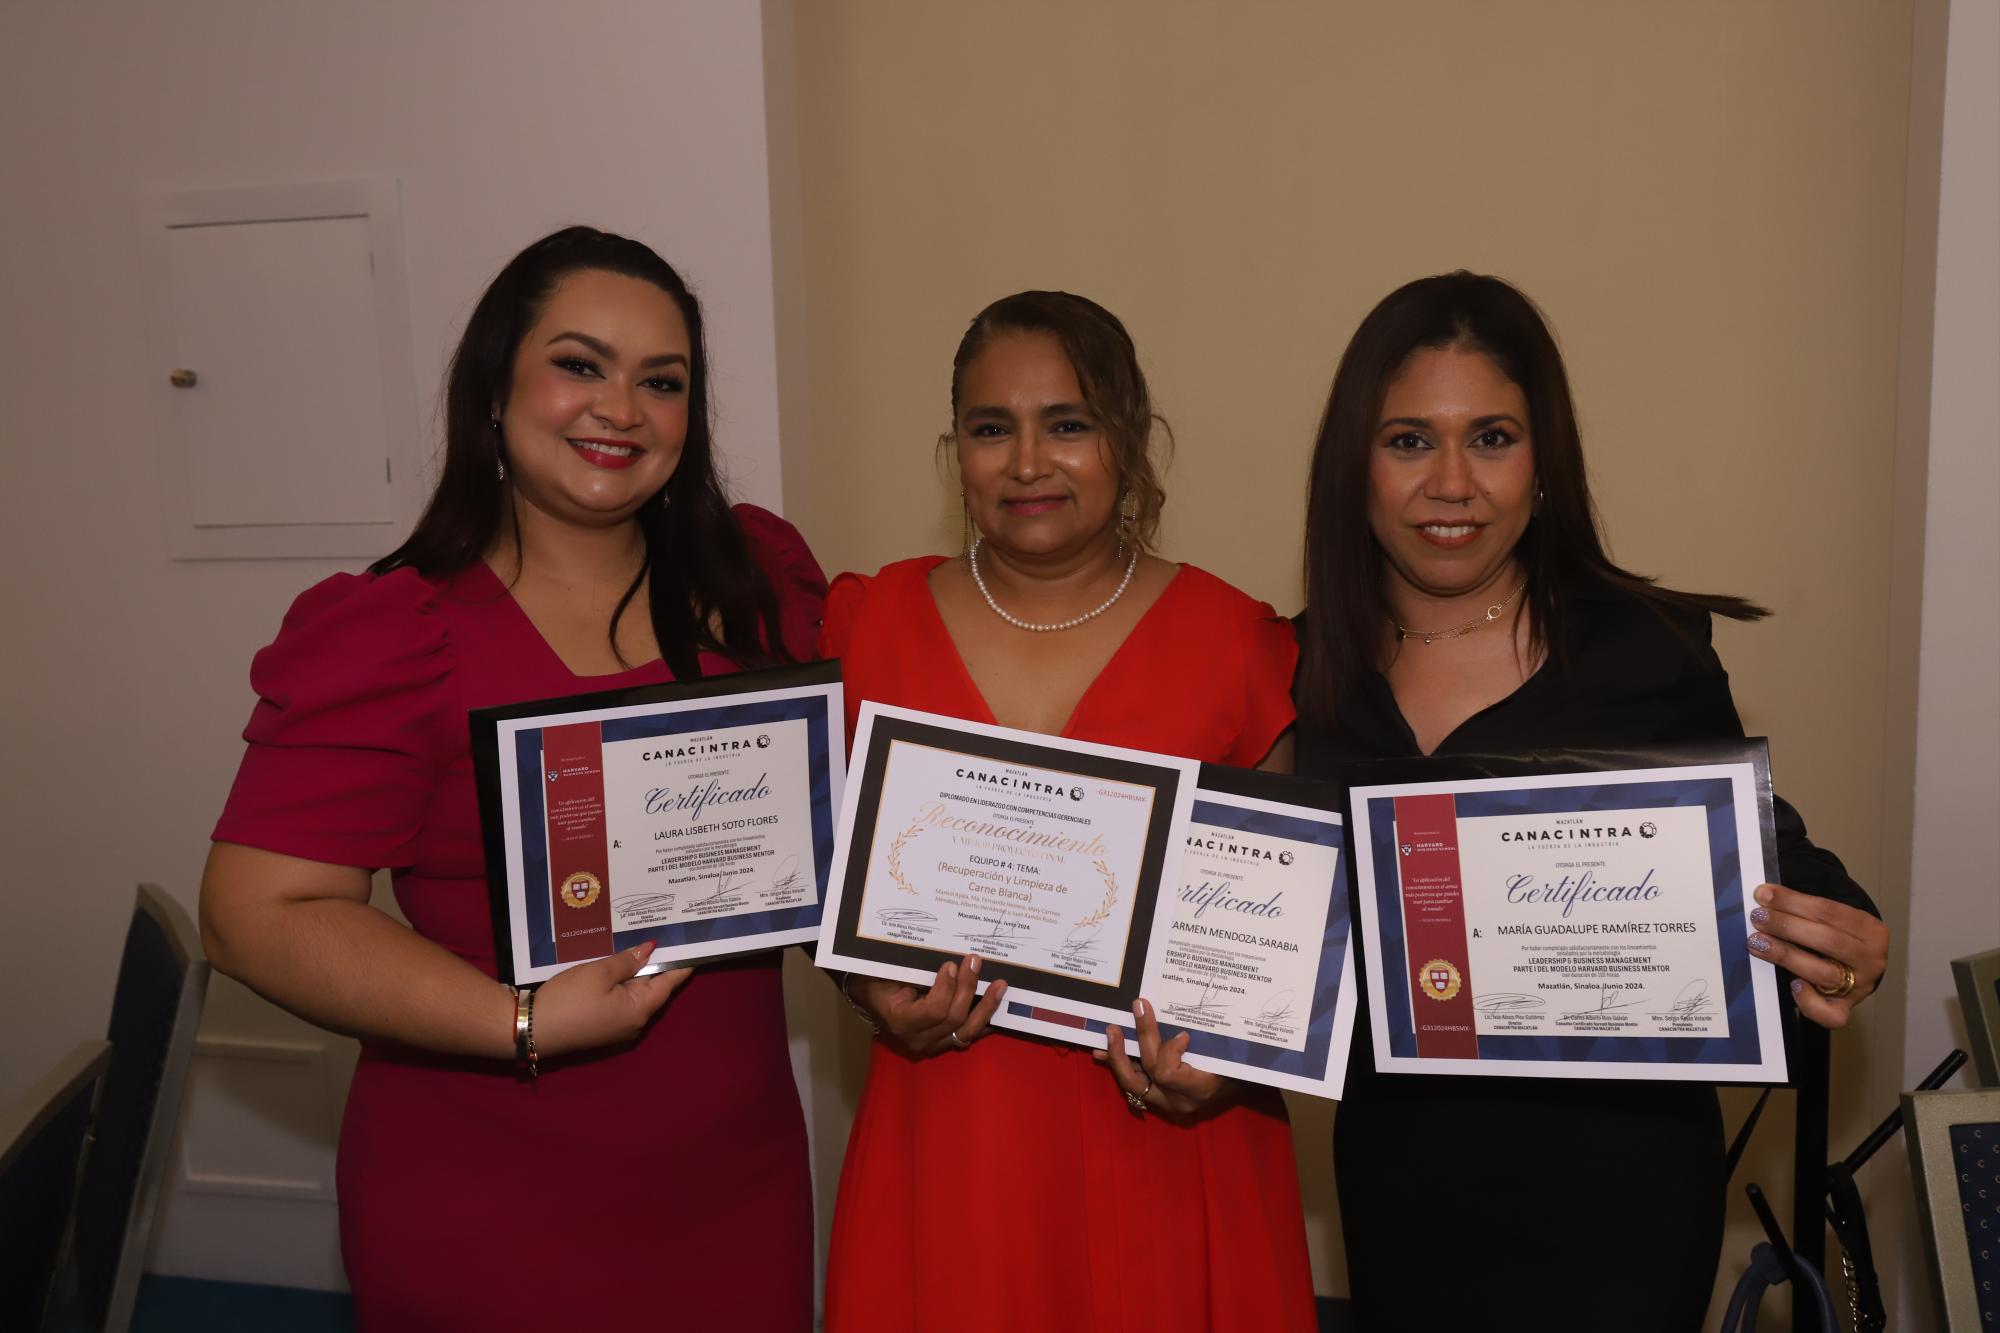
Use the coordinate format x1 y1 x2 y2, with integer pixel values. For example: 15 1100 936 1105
1418 957 1462 1002
558 871 602 909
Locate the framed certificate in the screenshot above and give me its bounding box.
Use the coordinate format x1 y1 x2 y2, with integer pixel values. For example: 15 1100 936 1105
1002 764 1359 1099
818 703 1197 1023
817 704 1360 1098
471 661 844 987
1347 740 1787 1083
1903 1088 2000 1331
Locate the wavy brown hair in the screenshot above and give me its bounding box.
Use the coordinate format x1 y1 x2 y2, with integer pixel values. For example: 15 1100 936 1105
1298 271 1767 733
945 290 1172 551
372 226 787 679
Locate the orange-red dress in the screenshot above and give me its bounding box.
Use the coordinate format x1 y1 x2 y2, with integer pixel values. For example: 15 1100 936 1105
820 556 1317 1333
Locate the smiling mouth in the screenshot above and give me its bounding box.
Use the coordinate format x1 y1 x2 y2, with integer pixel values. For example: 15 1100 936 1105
1002 495 1068 513
1416 522 1483 548
568 438 642 470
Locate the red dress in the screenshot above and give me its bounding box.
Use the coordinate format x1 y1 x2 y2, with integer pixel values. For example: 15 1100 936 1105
820 557 1318 1333
213 506 824 1332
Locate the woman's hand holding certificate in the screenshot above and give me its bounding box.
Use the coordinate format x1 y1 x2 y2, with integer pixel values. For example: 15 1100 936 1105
850 954 1009 1057
821 703 1360 1099
1745 880 1889 1029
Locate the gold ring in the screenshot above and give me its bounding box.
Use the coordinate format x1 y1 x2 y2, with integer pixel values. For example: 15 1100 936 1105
948 1030 969 1049
1815 964 1856 999
1124 1090 1147 1113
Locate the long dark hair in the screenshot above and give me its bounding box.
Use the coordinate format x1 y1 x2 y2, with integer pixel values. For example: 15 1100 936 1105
1298 271 1766 731
373 226 786 679
946 291 1172 551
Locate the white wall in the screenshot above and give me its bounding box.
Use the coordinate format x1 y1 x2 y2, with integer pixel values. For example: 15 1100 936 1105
1887 0 2000 1324
0 0 809 1290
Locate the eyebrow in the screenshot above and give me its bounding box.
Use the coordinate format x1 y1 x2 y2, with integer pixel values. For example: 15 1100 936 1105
546 331 689 370
1378 414 1525 431
961 402 1093 421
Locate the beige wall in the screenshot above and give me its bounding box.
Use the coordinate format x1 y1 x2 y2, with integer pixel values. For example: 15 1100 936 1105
778 0 1920 1315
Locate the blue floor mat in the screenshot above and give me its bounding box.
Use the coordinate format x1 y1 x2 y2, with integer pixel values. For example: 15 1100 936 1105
133 1275 353 1333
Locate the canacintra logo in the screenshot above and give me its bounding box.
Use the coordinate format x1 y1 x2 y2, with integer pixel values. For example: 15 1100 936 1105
953 766 1084 801
641 735 770 761
1640 821 1658 838
1185 832 1284 863
1499 822 1638 843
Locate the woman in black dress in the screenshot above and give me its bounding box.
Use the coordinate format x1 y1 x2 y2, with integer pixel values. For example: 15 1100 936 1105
1292 272 1889 1331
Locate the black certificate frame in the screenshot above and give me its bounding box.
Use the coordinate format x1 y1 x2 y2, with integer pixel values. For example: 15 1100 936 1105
827 710 1185 1013
469 658 843 988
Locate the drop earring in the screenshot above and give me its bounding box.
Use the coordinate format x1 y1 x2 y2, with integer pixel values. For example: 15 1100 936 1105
492 417 506 481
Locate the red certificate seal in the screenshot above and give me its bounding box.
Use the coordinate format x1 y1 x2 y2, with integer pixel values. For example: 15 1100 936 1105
559 870 603 909
1417 957 1462 1002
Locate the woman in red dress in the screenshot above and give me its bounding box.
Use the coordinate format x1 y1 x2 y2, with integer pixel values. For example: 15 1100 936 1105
201 228 824 1329
824 292 1317 1333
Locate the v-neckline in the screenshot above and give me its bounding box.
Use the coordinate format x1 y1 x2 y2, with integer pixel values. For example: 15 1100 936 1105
912 556 1188 738
462 560 672 684
1378 654 1552 756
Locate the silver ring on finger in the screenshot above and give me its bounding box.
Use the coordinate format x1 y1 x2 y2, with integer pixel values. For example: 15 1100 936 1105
948 1029 970 1049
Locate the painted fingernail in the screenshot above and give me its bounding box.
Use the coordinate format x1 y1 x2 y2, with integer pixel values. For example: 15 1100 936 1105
968 955 981 975
1790 978 1805 995
634 941 656 960
1756 884 1774 904
1134 999 1151 1019
944 962 957 980
1750 907 1769 926
1748 934 1770 953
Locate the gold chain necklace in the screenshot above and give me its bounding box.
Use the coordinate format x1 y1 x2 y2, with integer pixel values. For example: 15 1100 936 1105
1392 579 1527 645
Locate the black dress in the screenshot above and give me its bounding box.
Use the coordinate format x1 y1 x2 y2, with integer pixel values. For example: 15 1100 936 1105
1293 583 1875 1333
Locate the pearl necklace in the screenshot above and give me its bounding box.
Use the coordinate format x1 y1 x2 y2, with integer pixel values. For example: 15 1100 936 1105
1392 579 1527 645
968 537 1138 633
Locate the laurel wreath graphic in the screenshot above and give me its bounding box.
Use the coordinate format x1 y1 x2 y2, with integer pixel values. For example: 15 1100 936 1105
885 822 924 896
1075 859 1120 928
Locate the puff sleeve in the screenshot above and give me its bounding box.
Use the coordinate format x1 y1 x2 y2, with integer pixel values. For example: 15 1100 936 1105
1222 602 1300 768
733 504 830 663
211 570 455 871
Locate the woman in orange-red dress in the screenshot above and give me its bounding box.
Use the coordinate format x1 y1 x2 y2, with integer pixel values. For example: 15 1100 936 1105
823 292 1316 1333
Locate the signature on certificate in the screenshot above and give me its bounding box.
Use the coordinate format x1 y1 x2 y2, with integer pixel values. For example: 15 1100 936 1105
768 854 808 895
1653 978 1713 1020
876 906 938 930
613 893 676 921
1472 992 1547 1014
1253 989 1297 1024
689 872 750 909
1563 984 1645 1016
1055 926 1102 960
1172 976 1232 1022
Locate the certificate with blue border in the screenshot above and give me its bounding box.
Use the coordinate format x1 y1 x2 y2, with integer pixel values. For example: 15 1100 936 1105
471 661 843 988
1348 741 1786 1083
999 764 1360 1100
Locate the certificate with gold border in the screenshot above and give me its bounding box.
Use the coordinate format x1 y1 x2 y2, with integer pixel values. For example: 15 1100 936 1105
817 703 1197 1026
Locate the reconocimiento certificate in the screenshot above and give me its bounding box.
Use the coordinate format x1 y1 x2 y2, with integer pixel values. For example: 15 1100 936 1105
818 704 1357 1098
